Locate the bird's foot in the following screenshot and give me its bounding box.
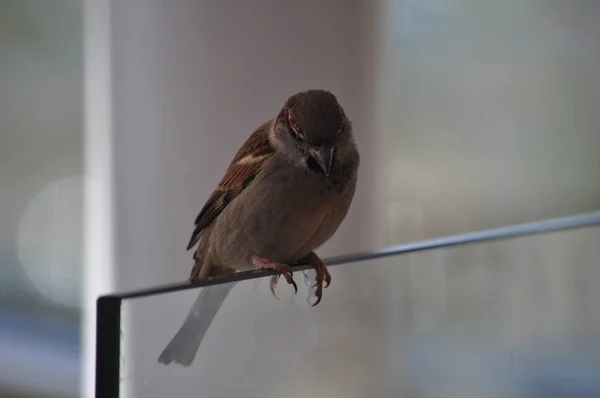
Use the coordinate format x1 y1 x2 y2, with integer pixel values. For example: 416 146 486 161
299 252 331 306
251 255 298 298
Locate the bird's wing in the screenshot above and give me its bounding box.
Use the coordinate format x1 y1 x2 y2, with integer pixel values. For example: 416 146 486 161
186 121 275 250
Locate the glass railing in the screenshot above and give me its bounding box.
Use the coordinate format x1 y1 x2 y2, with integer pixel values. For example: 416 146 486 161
97 212 600 398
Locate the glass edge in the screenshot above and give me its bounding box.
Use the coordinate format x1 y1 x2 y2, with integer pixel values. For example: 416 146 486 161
101 211 600 301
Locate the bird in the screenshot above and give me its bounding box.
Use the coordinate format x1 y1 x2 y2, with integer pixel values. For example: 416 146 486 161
158 89 360 367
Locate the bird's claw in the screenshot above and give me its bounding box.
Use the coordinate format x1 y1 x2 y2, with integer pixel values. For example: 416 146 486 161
301 252 330 307
312 268 331 289
252 255 298 297
311 267 331 306
269 275 280 299
253 253 328 305
269 273 298 298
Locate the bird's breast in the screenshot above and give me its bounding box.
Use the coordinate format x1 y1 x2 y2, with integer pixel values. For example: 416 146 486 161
211 157 356 267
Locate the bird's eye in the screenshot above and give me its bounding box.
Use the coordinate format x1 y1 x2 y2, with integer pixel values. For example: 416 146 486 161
291 127 305 142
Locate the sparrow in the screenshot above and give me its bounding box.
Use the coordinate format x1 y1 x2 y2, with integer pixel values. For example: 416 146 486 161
158 89 360 366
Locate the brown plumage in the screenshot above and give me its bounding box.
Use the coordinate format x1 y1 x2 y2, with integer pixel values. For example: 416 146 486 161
186 125 274 254
158 89 360 366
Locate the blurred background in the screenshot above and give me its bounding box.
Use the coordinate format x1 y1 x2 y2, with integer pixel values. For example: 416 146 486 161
1 0 599 397
0 0 82 397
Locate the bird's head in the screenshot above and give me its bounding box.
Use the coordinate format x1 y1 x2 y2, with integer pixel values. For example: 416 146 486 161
271 89 354 176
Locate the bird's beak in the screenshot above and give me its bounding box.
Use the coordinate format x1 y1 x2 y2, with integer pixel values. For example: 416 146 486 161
309 146 334 176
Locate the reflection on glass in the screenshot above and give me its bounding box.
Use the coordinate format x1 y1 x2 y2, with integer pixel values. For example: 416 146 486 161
120 226 600 398
377 0 600 241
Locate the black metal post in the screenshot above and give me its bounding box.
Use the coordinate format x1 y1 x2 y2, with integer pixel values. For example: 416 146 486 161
95 296 121 398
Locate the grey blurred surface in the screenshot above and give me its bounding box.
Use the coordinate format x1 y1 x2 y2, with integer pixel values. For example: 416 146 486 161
120 225 600 398
0 0 82 397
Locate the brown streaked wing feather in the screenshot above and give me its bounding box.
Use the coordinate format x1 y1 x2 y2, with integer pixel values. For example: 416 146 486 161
186 123 274 250
227 120 274 165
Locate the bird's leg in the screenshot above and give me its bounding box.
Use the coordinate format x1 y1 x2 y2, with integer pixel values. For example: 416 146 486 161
298 251 331 306
251 255 298 297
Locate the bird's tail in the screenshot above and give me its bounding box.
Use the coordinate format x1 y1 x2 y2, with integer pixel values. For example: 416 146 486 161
157 281 237 366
